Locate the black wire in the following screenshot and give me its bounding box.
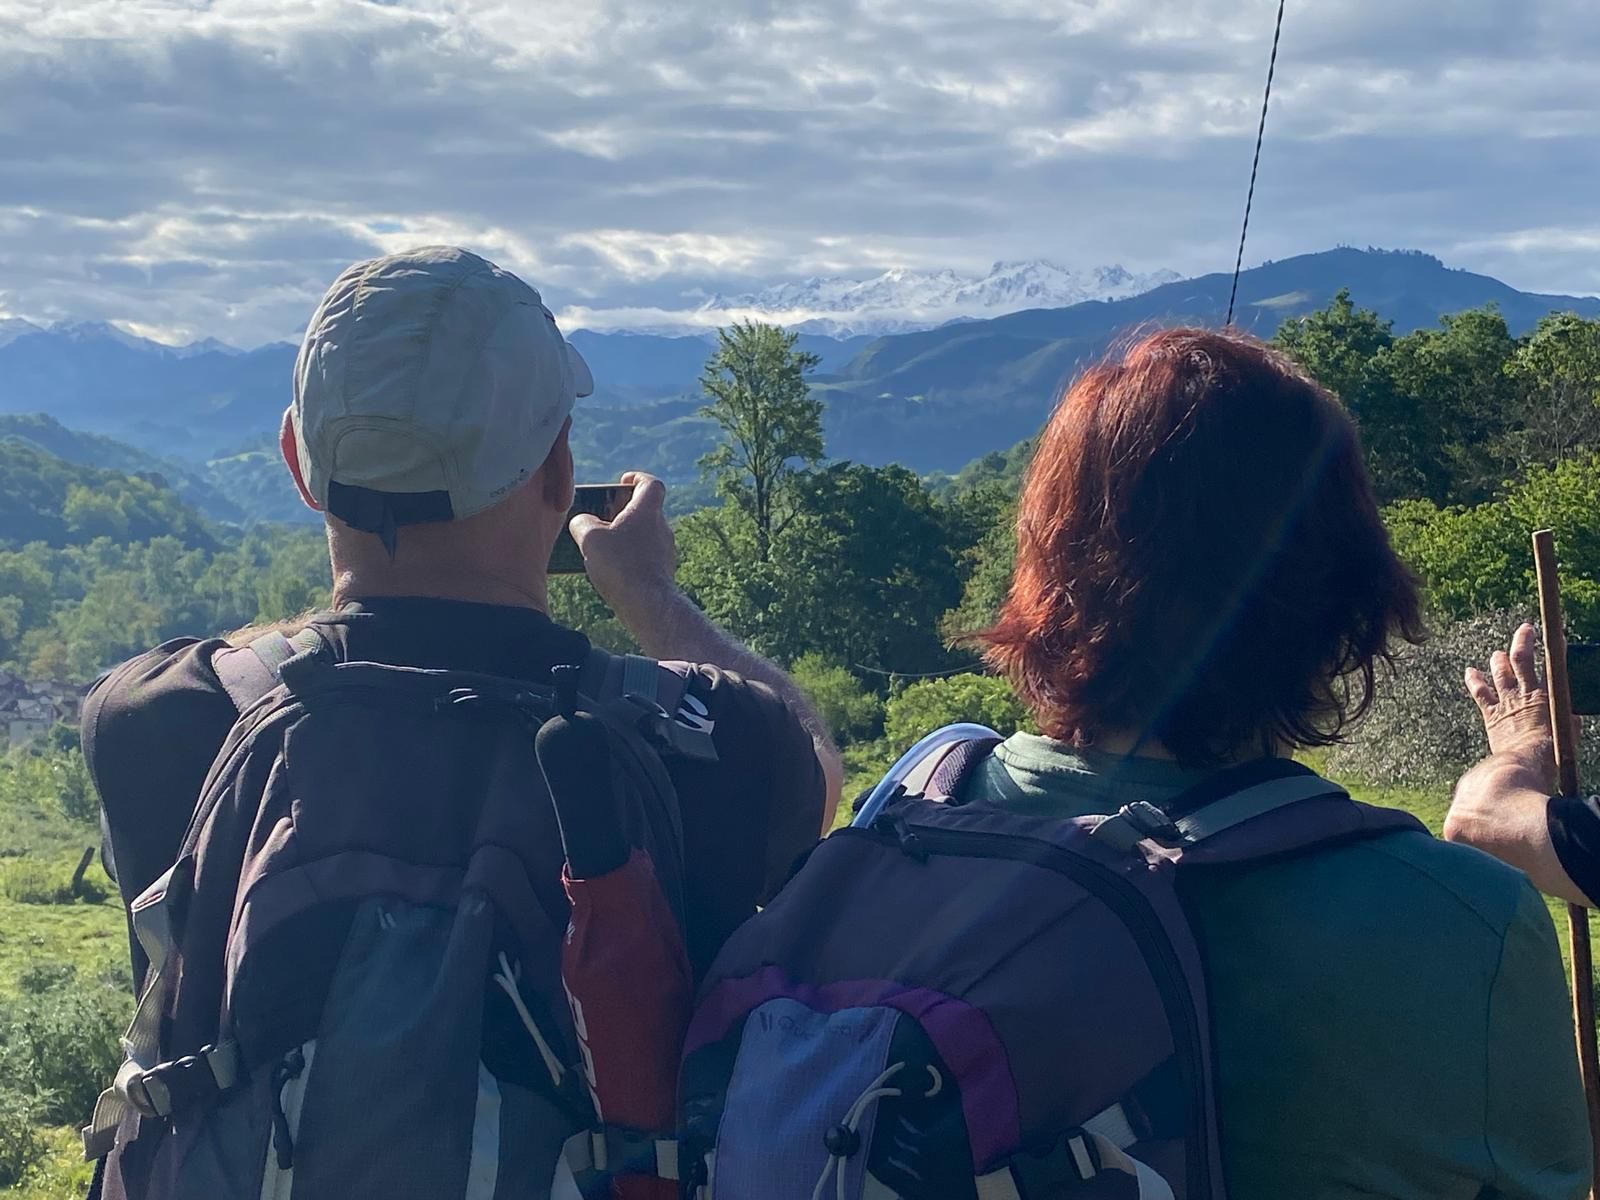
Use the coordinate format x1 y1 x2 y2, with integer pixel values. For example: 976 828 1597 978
1226 0 1287 327
851 662 984 680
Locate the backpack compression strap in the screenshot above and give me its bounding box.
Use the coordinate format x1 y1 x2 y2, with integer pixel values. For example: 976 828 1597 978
212 627 328 715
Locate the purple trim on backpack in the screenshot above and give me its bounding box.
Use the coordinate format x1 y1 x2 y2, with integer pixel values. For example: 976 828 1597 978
686 966 1022 1167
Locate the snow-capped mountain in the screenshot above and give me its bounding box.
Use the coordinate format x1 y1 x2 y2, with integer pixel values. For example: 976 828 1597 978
689 260 1181 336
1 319 243 358
0 318 42 348
52 320 167 352
171 336 245 359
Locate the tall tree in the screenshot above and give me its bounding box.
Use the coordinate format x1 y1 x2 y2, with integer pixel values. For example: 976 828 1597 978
1380 306 1518 503
1506 313 1600 469
1273 290 1422 502
698 321 823 562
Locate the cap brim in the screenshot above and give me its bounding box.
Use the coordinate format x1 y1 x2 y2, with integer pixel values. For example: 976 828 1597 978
566 342 594 399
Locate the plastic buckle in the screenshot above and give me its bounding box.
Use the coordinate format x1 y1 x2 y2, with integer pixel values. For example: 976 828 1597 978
1117 801 1182 843
128 1046 225 1118
122 1070 165 1118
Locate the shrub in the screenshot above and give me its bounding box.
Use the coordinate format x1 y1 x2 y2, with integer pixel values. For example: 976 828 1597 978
883 674 1033 758
1324 611 1600 789
1386 454 1600 639
0 972 128 1126
10 1124 97 1199
0 860 72 905
0 1087 41 1188
0 745 96 827
791 654 883 745
0 855 104 906
15 961 76 996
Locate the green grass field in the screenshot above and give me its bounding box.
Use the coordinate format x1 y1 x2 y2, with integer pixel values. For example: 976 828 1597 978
0 774 125 1200
3 761 1597 1196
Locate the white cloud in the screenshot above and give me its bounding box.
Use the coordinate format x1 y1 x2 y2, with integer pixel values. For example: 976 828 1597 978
0 0 1595 345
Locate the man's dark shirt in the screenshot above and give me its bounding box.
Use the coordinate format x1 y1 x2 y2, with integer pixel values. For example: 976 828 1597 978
81 597 826 983
1549 793 1600 905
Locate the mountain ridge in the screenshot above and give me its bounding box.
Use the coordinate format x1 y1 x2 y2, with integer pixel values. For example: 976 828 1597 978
683 258 1182 336
6 248 1599 509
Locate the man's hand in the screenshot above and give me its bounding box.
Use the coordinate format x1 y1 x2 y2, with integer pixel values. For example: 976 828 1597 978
1463 622 1557 787
1447 622 1591 906
568 469 843 824
569 471 678 631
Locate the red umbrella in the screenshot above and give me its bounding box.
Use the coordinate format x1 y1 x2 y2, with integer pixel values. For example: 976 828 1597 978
562 850 689 1200
537 674 688 1200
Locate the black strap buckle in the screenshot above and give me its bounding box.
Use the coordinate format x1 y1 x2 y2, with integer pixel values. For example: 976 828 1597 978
129 1043 231 1118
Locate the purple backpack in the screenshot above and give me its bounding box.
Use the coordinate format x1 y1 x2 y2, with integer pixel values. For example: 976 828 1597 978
675 726 1424 1200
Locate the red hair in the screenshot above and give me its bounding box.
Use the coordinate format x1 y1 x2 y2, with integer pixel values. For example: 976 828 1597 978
978 327 1423 765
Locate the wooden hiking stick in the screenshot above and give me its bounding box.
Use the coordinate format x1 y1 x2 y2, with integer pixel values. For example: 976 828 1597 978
1534 528 1600 1188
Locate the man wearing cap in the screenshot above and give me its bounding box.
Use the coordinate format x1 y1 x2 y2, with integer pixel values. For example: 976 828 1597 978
83 246 844 991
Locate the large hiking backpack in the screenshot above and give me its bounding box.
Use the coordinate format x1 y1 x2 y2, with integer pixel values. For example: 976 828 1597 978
84 628 711 1200
675 727 1426 1200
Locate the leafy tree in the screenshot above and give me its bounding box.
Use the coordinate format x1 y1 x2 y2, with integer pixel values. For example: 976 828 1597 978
790 654 883 744
677 464 964 674
1505 313 1600 469
1274 291 1424 501
1379 306 1518 503
1386 453 1600 637
547 577 640 655
697 321 823 562
942 494 1016 640
883 674 1033 757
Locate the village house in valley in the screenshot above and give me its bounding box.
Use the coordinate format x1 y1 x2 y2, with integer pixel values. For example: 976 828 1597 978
0 669 80 750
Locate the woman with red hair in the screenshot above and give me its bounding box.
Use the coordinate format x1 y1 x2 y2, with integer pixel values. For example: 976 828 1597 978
966 328 1589 1198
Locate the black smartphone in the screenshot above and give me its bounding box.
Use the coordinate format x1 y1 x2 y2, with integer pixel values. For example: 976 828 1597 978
1570 643 1600 716
548 483 635 575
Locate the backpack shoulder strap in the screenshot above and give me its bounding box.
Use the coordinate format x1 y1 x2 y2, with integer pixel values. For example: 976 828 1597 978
920 734 1004 803
211 627 328 715
577 647 713 763
1091 757 1425 859
1163 758 1346 842
852 725 1004 824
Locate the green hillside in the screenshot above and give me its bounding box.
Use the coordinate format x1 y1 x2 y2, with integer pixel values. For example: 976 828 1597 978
0 440 215 552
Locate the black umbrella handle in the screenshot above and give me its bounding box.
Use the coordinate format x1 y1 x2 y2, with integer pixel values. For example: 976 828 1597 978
535 710 630 880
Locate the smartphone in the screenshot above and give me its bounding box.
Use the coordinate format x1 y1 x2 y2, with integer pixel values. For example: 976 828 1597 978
548 483 635 575
1570 643 1600 716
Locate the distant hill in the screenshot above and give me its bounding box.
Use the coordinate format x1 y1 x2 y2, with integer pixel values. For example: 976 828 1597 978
0 438 215 550
0 413 248 523
6 247 1597 495
0 327 295 460
814 248 1600 473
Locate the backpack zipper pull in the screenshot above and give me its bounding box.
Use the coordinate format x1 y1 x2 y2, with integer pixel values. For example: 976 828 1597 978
269 1047 307 1170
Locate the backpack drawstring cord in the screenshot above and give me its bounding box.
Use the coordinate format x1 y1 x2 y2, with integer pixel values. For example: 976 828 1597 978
810 1063 941 1200
269 1046 306 1171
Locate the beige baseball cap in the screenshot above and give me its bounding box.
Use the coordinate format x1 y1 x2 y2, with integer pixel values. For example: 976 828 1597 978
289 246 593 545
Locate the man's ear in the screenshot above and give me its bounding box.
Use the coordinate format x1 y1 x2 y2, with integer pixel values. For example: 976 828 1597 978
280 407 321 511
540 419 575 513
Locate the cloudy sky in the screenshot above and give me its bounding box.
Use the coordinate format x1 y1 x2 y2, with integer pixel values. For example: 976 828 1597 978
2 0 1597 346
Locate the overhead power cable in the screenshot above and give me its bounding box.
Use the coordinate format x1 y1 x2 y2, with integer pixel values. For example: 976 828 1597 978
1226 0 1288 327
